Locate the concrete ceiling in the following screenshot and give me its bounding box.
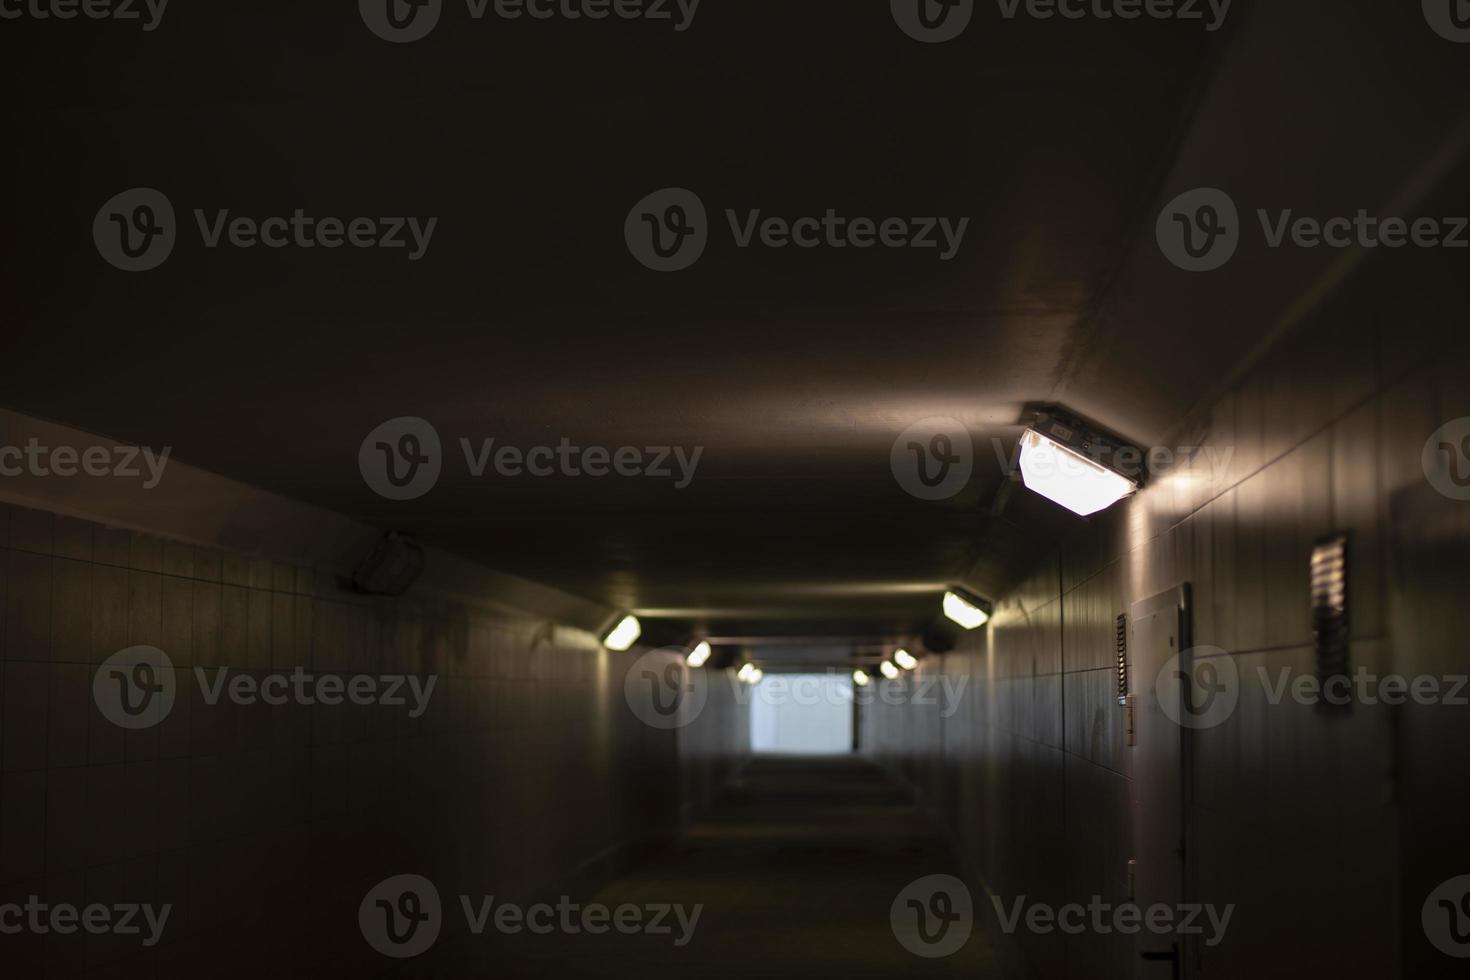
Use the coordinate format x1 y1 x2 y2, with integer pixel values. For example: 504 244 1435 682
3 1 1259 655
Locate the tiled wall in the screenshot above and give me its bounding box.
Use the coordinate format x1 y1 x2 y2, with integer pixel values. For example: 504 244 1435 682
864 245 1469 978
0 504 747 978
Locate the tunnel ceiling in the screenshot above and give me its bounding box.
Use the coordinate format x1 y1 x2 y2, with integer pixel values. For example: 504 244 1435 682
3 2 1240 651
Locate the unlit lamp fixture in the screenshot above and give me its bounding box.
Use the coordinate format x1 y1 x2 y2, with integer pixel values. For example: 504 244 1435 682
602 614 642 652
894 649 918 670
942 590 991 630
1019 411 1140 517
686 641 712 668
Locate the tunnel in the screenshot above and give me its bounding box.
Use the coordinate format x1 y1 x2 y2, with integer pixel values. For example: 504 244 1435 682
2 1 1470 977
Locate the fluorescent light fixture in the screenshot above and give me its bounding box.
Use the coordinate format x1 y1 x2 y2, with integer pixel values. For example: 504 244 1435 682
852 670 871 687
880 660 900 680
943 590 990 630
602 614 641 651
686 641 711 668
894 649 918 671
1018 425 1138 518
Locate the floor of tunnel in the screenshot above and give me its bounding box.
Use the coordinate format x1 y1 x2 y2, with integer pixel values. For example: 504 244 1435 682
481 755 1001 978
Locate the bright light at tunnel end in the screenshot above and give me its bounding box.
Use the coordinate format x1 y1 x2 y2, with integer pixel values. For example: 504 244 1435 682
943 590 990 630
602 614 641 652
1018 428 1138 518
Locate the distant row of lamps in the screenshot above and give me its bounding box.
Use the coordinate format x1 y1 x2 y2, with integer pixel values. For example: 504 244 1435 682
598 584 995 688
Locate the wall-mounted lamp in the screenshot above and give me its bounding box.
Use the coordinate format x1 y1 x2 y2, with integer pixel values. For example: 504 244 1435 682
1019 410 1140 517
686 641 712 668
602 614 642 652
942 589 991 630
894 649 918 670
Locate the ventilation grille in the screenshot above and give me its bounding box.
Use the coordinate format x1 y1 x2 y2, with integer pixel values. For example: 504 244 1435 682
1115 613 1129 704
1311 534 1351 712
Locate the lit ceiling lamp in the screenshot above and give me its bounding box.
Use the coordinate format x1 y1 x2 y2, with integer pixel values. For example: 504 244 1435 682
880 660 900 680
602 614 642 651
738 662 763 684
1018 409 1140 517
852 670 871 687
942 589 991 630
894 649 918 670
749 668 764 684
686 641 712 668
